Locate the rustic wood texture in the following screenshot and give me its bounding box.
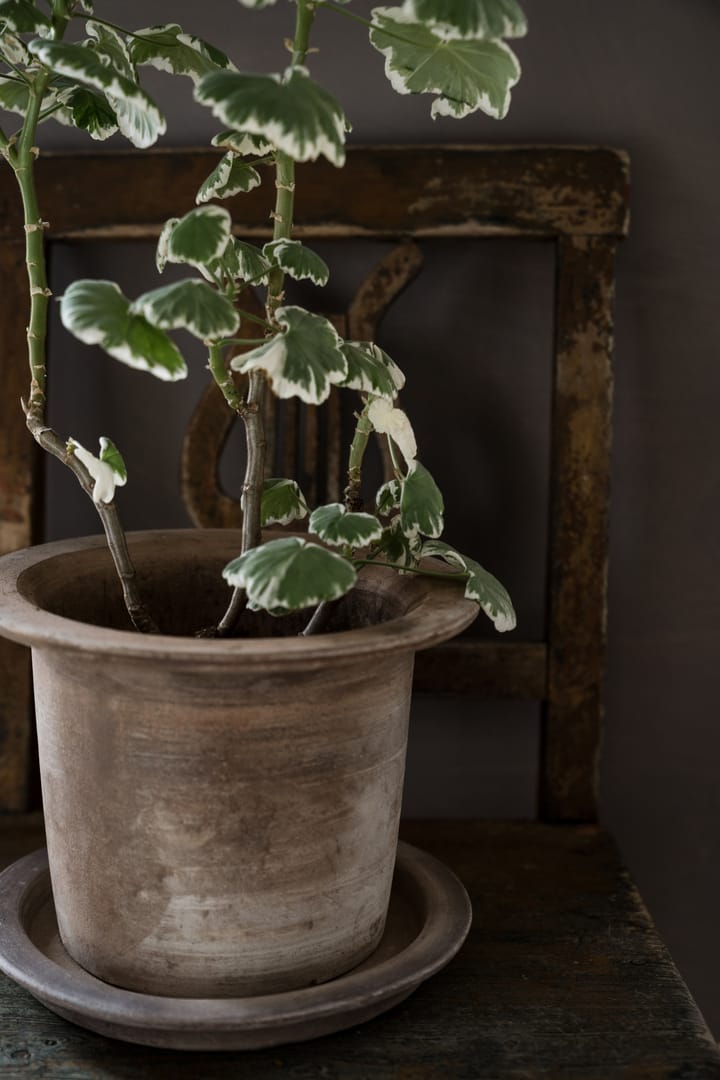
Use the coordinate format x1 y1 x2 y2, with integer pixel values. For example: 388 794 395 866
0 819 718 1078
0 240 38 813
540 236 618 822
414 640 547 698
0 147 630 240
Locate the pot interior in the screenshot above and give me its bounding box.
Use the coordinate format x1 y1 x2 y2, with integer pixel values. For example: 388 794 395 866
18 533 407 639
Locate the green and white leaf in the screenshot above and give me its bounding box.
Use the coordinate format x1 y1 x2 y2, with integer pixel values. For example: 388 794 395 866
0 75 32 115
196 66 346 166
0 31 29 64
404 0 527 39
257 478 309 527
0 77 76 123
60 280 187 381
369 8 521 119
375 518 422 568
0 0 50 35
223 536 356 612
367 397 417 466
421 539 516 631
400 460 444 538
55 83 118 140
27 39 166 147
130 23 234 83
236 0 279 8
309 503 383 549
232 305 347 405
98 435 127 484
155 217 179 273
166 205 232 268
211 129 272 156
69 436 127 505
263 239 329 286
230 239 272 283
196 152 261 203
376 478 402 515
133 279 239 341
339 341 405 400
85 20 134 80
197 237 272 287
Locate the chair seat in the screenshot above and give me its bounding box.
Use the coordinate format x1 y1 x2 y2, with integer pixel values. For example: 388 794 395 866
0 817 717 1077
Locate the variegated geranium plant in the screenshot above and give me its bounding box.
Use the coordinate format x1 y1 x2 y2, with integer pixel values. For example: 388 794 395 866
0 0 524 637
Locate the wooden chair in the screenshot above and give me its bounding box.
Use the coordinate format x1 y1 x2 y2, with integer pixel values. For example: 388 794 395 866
0 146 718 1076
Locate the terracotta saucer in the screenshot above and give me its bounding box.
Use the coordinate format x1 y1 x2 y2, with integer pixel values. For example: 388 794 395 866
0 841 471 1051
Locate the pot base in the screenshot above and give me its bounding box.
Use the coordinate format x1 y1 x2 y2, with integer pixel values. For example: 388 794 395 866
0 842 471 1051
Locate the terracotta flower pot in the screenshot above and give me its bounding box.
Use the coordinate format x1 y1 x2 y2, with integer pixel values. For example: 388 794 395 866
0 529 476 998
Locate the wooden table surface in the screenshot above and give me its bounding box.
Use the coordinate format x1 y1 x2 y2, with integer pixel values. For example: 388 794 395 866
0 817 718 1079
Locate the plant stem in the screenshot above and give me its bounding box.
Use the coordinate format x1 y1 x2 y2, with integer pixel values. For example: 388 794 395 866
9 44 158 633
317 1 438 49
317 1 372 29
344 403 372 511
386 433 404 479
68 12 153 41
235 308 274 331
25 414 159 632
301 597 342 637
217 0 318 636
353 557 468 583
207 342 244 412
15 77 51 419
239 370 267 553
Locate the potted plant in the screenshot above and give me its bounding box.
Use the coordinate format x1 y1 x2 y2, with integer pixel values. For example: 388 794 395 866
0 0 524 1029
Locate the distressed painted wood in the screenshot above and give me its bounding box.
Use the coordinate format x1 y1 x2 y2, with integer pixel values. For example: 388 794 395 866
0 240 38 813
0 820 718 1077
0 147 630 240
540 235 618 822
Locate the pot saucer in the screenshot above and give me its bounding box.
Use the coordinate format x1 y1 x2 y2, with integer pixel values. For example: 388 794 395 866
0 841 471 1051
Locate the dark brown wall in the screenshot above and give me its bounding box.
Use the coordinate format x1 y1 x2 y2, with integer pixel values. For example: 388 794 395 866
5 0 718 1036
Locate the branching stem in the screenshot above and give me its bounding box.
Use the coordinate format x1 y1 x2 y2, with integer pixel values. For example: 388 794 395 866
24 413 159 632
344 404 372 511
7 29 158 633
235 308 274 331
218 0 317 636
207 342 244 413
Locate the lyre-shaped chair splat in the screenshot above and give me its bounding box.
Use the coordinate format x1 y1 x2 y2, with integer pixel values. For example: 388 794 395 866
181 241 423 526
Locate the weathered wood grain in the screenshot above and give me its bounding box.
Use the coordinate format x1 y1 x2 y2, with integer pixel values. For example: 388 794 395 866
540 236 617 822
0 240 38 813
0 822 717 1078
0 147 630 240
414 640 547 697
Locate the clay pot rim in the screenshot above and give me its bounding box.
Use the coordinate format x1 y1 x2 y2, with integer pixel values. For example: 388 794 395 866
0 529 478 666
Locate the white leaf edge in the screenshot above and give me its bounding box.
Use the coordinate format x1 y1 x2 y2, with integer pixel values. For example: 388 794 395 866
422 540 517 631
367 397 417 466
263 238 329 286
370 6 520 121
69 436 127 505
232 306 347 405
167 204 233 267
308 503 384 548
